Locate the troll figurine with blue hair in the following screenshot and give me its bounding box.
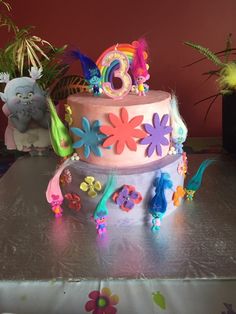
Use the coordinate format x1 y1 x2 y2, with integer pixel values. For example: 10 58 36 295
186 159 214 200
149 172 173 231
70 50 102 96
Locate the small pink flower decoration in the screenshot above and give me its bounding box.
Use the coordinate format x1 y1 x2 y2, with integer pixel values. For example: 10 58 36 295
177 162 186 176
85 287 119 314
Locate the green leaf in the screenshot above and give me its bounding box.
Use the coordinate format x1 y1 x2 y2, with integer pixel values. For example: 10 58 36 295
152 291 166 310
184 41 225 67
50 75 89 102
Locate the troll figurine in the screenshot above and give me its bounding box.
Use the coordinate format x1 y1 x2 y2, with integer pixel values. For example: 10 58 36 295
186 159 214 200
131 39 150 96
71 50 102 96
149 172 173 231
93 175 116 235
0 67 51 154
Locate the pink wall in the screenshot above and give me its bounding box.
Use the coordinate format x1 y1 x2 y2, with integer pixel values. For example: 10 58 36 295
0 0 235 139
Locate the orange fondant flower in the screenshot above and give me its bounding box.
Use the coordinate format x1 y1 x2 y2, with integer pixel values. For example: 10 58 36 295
100 107 146 154
172 186 186 206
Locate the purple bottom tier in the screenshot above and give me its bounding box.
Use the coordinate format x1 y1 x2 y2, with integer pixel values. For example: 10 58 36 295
61 154 185 227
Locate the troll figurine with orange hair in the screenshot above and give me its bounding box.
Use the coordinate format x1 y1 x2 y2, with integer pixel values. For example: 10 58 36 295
131 39 150 96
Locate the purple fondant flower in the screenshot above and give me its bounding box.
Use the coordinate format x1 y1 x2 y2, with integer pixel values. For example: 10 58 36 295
140 113 172 157
113 185 142 212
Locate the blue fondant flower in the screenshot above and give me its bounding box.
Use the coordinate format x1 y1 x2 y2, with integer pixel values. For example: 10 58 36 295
140 113 172 157
71 117 106 158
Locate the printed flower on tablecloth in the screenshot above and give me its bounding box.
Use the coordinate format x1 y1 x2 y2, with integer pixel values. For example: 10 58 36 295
221 302 236 314
71 117 106 158
64 193 81 211
113 185 142 212
140 113 172 157
172 186 186 207
64 104 73 126
60 169 72 185
152 291 166 310
80 176 102 198
85 287 119 314
100 107 146 154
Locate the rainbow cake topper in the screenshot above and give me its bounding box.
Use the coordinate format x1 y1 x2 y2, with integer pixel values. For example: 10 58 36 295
96 43 137 84
96 40 149 99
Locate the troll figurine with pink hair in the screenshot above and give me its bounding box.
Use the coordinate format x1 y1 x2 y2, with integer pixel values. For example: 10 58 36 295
131 39 150 96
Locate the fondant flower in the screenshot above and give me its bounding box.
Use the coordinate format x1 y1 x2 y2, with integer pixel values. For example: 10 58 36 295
168 146 177 155
64 193 81 211
100 107 146 154
182 152 188 172
172 186 186 206
113 185 142 212
71 153 80 161
80 176 102 198
64 104 73 126
173 141 183 154
140 113 172 157
71 117 106 158
177 161 187 176
85 287 119 314
60 169 72 185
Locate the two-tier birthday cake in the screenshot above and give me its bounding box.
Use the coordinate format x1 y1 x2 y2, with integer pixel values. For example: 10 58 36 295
46 39 188 233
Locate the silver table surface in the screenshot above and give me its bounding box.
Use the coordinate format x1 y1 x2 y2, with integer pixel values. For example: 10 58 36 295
0 154 236 281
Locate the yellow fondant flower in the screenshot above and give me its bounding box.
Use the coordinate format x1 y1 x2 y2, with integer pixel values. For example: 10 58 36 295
65 104 73 126
80 176 102 198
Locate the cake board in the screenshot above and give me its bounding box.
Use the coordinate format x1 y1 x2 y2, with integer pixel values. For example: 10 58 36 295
0 154 236 314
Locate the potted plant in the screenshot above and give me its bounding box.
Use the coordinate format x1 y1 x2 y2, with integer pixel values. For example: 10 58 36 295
184 34 236 153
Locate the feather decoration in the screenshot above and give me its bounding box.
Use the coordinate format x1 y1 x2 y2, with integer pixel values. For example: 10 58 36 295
48 97 74 157
131 38 149 80
149 172 173 218
93 175 116 220
28 66 43 80
50 75 89 102
0 72 10 83
186 159 214 191
70 49 101 81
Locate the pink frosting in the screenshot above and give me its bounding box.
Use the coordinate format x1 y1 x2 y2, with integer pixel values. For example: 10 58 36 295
68 90 171 167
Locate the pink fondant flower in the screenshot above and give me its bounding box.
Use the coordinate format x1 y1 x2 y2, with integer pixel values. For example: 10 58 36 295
100 107 146 154
64 193 81 211
60 169 72 185
85 287 119 314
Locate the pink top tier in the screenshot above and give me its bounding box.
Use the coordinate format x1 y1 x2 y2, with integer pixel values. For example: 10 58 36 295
68 90 171 167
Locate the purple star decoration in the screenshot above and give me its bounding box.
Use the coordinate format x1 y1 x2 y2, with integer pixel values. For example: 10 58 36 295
140 113 172 157
116 186 139 210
